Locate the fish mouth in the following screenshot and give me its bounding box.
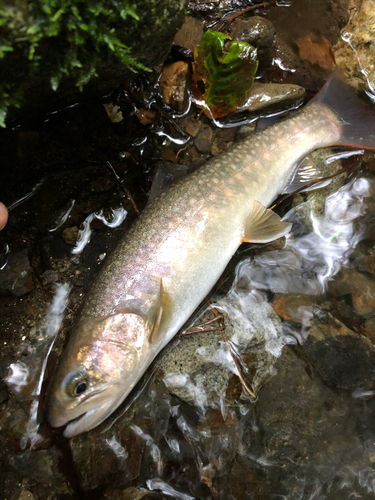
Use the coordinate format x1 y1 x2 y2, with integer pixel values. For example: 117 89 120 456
63 409 96 438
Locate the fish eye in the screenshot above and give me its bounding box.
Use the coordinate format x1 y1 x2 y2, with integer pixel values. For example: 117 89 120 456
64 371 89 398
74 380 87 396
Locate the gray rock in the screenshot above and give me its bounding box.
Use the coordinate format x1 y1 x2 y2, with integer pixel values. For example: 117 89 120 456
303 314 375 390
41 270 58 285
237 82 305 113
256 346 369 496
0 249 34 297
231 16 275 49
194 124 215 154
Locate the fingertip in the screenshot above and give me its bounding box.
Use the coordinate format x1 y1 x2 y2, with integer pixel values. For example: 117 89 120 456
0 202 8 230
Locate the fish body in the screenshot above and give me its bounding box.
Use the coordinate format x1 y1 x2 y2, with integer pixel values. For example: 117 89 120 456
48 73 375 437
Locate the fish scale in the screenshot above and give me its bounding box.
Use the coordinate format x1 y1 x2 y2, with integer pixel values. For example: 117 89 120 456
48 73 375 437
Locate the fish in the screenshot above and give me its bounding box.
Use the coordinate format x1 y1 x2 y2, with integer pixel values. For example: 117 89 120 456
48 72 375 437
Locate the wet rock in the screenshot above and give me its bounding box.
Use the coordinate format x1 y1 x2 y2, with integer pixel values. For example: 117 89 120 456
0 249 34 297
303 314 375 389
103 486 163 500
173 16 204 53
10 489 37 500
236 122 256 141
194 124 215 154
273 293 321 322
334 0 375 93
184 119 202 138
210 128 236 156
62 226 79 246
363 317 375 340
231 16 275 49
231 16 275 73
149 162 188 203
346 269 375 318
160 330 232 408
237 82 305 113
256 346 367 495
135 109 158 126
41 270 58 285
159 61 190 112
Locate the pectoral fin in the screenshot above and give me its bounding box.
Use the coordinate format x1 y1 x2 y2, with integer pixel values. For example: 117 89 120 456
148 279 172 344
243 201 291 243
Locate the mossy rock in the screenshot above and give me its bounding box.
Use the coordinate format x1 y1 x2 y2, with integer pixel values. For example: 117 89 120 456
0 0 188 124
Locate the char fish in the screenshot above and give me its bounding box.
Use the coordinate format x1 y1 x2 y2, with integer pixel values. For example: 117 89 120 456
48 73 375 437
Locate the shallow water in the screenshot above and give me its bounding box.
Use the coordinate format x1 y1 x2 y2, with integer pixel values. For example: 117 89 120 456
1 1 375 499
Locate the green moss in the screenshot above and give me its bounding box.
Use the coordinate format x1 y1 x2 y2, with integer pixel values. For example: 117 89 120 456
0 0 150 126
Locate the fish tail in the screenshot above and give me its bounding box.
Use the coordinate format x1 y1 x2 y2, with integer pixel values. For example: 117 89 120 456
311 70 375 149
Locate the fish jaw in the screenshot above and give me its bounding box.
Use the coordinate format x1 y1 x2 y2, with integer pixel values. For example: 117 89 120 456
49 384 127 438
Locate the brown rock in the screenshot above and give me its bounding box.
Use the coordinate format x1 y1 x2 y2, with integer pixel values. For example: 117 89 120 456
135 108 157 126
273 294 320 322
62 226 79 246
194 123 214 154
185 119 202 137
348 270 375 318
0 249 34 297
159 61 189 112
173 16 204 52
363 317 375 340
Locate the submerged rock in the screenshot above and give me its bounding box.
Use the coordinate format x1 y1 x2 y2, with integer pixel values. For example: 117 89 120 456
236 82 305 113
334 0 375 94
0 249 34 297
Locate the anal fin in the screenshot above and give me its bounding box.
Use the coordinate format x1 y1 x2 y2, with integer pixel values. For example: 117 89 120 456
243 201 291 243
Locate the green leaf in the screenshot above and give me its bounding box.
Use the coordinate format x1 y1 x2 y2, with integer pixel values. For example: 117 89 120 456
192 30 258 118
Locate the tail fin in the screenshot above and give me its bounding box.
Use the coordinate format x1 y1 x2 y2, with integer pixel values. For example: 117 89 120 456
310 70 375 149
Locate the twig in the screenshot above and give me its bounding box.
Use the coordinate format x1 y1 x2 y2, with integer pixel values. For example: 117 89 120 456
206 299 256 398
179 315 225 336
106 161 140 215
216 1 273 31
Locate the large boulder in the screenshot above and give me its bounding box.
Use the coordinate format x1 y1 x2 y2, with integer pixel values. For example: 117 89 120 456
0 0 188 124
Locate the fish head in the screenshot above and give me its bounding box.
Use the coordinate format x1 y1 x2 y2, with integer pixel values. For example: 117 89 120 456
48 311 150 437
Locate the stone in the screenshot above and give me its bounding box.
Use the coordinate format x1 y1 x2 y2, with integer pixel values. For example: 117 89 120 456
347 269 375 318
231 16 275 49
303 314 375 389
273 293 321 322
194 124 215 154
41 270 58 285
0 249 34 297
103 486 163 500
10 489 37 500
173 16 204 53
62 226 79 246
237 82 306 114
159 61 190 112
334 0 375 93
256 346 368 497
363 317 375 340
236 123 256 141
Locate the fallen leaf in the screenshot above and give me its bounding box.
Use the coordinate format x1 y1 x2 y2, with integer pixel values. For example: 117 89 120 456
297 33 336 70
